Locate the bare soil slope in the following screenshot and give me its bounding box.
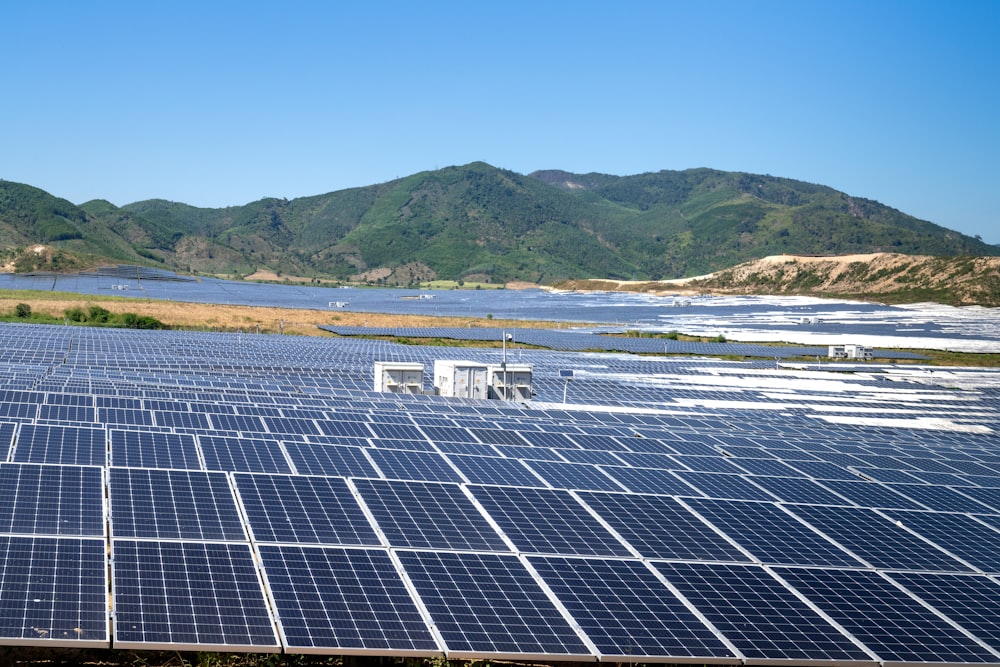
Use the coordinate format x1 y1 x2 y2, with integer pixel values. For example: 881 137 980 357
560 253 1000 306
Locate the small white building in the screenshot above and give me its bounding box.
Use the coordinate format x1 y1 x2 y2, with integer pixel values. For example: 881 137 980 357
828 344 873 360
434 360 490 399
486 363 533 402
373 362 425 394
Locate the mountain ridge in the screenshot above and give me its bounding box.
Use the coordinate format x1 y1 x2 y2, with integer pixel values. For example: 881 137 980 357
0 163 995 289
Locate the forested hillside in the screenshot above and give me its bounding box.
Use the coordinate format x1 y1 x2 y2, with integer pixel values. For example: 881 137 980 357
0 163 995 284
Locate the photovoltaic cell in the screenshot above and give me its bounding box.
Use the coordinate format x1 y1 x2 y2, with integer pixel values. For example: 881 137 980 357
671 471 778 502
353 479 508 551
109 429 201 470
598 466 698 495
578 492 751 562
815 479 927 510
774 566 1000 664
198 435 292 474
528 555 737 661
281 442 378 477
881 510 1000 574
522 459 624 491
652 561 872 663
0 536 108 647
395 550 591 658
112 540 279 651
0 463 104 537
234 473 379 546
108 468 245 541
366 448 464 483
13 424 106 466
784 504 974 572
887 572 1000 652
258 545 439 654
744 475 854 506
468 485 632 556
683 498 866 568
445 453 545 487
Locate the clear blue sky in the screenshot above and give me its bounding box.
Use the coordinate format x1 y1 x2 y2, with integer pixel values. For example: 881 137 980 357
2 1 998 243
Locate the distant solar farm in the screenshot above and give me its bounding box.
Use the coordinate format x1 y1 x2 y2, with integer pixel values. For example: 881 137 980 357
2 273 1000 664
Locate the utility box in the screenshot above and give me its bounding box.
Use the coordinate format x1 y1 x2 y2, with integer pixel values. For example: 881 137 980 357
374 362 425 394
828 344 873 360
487 363 533 402
434 360 489 399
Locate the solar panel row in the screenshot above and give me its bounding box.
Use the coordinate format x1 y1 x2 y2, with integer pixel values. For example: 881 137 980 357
0 322 997 661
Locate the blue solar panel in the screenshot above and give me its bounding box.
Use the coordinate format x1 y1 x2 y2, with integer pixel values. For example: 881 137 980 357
395 550 591 659
0 536 108 647
198 434 292 473
234 473 380 546
578 492 751 561
354 478 507 551
109 429 201 469
528 556 737 661
281 442 379 477
784 504 975 572
258 545 439 654
0 463 104 536
882 510 1000 574
522 459 624 491
444 453 545 487
672 471 778 501
112 540 279 651
683 498 866 567
887 572 1000 652
774 566 1000 664
108 468 245 541
366 448 463 483
468 485 632 556
653 561 873 663
13 424 106 466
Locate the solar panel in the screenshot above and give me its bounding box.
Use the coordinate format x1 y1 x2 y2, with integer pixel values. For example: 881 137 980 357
281 442 379 477
578 492 751 562
198 434 292 473
887 572 1000 652
467 485 633 556
881 510 1000 574
522 459 624 491
773 566 1000 664
13 424 106 466
784 504 975 572
0 536 108 647
672 471 778 501
353 479 508 551
652 561 873 663
0 463 104 537
108 429 201 469
234 473 380 546
365 448 463 483
443 453 545 487
258 545 439 654
394 550 592 659
108 468 245 541
683 498 866 568
528 555 738 661
111 540 279 651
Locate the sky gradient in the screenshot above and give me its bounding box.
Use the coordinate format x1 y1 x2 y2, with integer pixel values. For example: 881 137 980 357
2 1 997 244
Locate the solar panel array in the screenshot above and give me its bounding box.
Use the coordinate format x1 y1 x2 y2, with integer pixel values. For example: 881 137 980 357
319 325 928 359
1 321 1000 662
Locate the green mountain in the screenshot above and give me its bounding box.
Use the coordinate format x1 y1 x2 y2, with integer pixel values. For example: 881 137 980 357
1 163 995 283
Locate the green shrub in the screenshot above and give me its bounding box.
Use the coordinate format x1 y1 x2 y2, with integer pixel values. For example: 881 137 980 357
14 303 30 318
65 307 86 322
87 305 112 323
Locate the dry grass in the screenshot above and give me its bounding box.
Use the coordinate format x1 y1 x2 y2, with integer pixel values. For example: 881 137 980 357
0 293 557 336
